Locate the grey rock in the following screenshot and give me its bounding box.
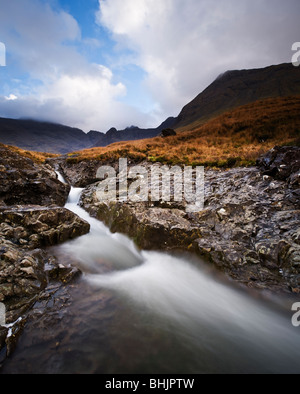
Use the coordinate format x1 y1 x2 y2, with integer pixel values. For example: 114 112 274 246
79 147 300 293
0 145 70 206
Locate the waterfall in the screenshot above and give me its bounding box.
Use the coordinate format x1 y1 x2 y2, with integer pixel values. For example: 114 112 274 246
55 170 66 184
55 172 300 374
59 178 143 274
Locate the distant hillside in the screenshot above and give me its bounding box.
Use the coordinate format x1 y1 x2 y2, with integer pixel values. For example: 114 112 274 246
0 116 176 154
71 96 300 167
0 118 96 154
0 63 299 153
173 63 300 131
0 142 59 163
92 117 176 147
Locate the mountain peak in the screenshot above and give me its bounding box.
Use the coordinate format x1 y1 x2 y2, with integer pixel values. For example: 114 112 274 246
174 63 300 130
0 63 299 153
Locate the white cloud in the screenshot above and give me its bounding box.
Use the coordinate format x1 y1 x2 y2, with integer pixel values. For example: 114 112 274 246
5 94 18 101
35 64 136 131
1 0 299 133
98 0 300 119
0 0 82 78
0 0 151 131
0 64 148 131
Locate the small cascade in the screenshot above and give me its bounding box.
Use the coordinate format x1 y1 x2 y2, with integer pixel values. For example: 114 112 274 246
29 171 300 374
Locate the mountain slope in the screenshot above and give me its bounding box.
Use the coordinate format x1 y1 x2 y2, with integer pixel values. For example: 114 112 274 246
174 63 300 131
92 117 176 147
0 63 299 153
71 96 300 167
0 118 95 154
0 116 176 153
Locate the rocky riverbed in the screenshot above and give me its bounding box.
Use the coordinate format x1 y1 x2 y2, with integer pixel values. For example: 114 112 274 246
0 145 90 366
0 143 299 369
76 146 300 294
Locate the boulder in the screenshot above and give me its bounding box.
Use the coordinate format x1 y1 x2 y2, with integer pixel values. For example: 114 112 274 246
0 145 70 206
257 145 300 185
0 205 90 324
82 198 201 251
0 243 47 303
0 206 90 249
80 148 300 293
58 159 101 188
160 128 177 138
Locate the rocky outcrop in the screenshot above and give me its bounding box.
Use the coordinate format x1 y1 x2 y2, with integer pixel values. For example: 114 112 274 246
0 146 91 364
257 145 300 186
0 204 90 364
0 242 48 317
80 146 300 293
192 166 300 292
82 199 202 251
160 128 177 138
0 145 70 206
0 205 90 318
58 158 101 188
0 205 90 249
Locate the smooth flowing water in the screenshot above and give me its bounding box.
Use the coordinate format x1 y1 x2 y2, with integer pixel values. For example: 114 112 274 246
2 179 300 374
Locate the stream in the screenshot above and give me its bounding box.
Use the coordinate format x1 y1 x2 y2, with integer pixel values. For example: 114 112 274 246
1 178 300 374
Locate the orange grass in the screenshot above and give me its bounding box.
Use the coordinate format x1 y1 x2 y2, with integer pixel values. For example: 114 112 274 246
0 143 60 163
70 96 300 168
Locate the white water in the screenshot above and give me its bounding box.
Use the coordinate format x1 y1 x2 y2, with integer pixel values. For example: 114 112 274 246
61 179 143 274
56 171 67 184
58 177 300 374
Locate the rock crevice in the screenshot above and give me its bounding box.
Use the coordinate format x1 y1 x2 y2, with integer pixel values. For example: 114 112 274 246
80 146 300 293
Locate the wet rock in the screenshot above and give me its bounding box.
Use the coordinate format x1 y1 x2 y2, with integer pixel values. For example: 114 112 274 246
82 199 201 251
0 233 84 362
59 159 101 188
0 326 8 366
45 258 81 285
191 165 300 292
0 204 89 360
0 241 47 308
0 148 92 364
5 318 26 358
0 145 70 206
257 145 300 185
80 147 300 293
0 206 90 249
0 327 8 349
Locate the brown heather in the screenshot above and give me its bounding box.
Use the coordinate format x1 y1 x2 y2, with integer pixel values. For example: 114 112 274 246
69 96 300 168
0 143 60 163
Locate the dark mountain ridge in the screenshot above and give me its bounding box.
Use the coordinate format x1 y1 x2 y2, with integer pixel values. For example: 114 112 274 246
92 116 176 147
173 63 300 130
0 116 176 154
0 63 299 153
0 118 91 154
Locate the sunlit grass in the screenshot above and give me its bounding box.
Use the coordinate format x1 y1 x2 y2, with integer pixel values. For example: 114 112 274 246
0 143 60 163
70 96 300 168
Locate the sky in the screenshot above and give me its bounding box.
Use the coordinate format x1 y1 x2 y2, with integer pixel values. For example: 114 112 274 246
0 0 299 133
